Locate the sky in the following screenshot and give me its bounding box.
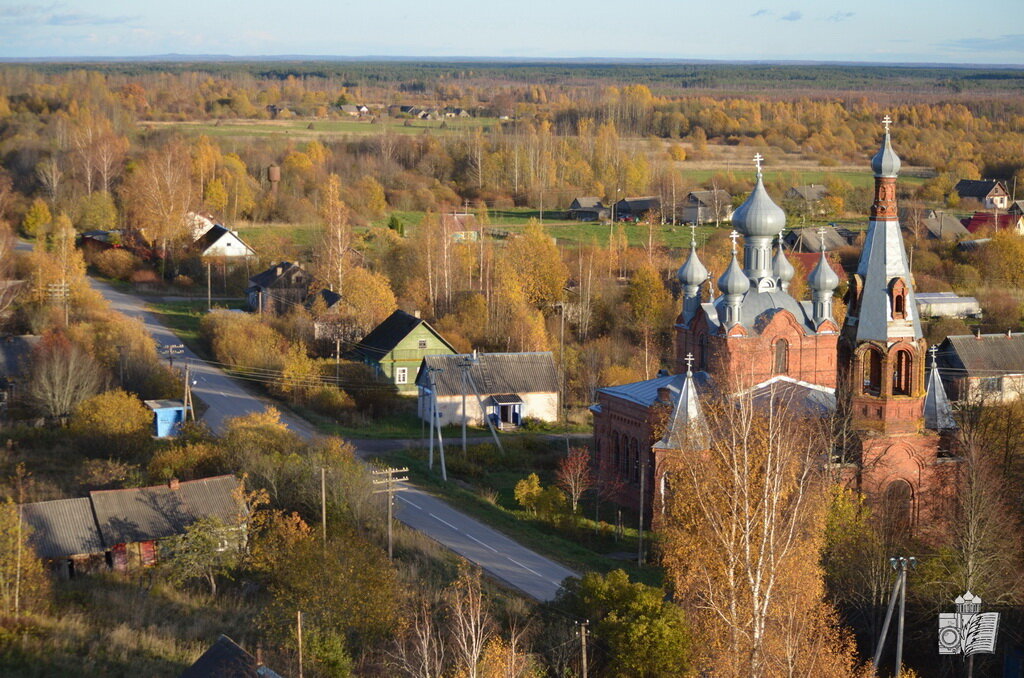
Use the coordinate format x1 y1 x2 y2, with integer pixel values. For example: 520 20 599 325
0 0 1021 65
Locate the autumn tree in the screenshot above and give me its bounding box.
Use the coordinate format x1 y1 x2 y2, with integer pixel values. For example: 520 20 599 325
556 569 693 677
161 516 241 596
660 388 860 677
503 220 568 309
70 388 153 456
21 197 51 238
555 447 593 514
315 173 353 297
625 263 673 377
120 138 194 268
446 567 495 678
0 500 49 617
26 332 103 420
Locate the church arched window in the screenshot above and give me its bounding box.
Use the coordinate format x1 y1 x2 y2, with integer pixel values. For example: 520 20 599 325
697 334 709 370
863 347 883 396
893 350 913 396
773 339 789 375
889 278 908 321
631 438 640 485
882 479 914 541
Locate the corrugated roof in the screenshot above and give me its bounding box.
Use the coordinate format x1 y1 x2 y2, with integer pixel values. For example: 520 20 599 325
91 475 242 546
246 261 306 290
570 196 603 209
417 352 558 397
21 497 104 559
940 333 1024 374
786 185 828 202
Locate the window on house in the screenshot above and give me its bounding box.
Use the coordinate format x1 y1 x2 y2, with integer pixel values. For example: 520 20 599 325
893 350 912 396
418 339 428 349
773 339 789 375
980 377 1001 393
395 367 408 384
863 348 883 396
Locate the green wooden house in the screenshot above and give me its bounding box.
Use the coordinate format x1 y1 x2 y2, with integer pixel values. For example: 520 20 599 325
346 310 456 393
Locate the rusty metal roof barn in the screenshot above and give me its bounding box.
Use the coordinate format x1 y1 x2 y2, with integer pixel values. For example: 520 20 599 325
90 475 241 546
20 497 105 560
417 352 558 397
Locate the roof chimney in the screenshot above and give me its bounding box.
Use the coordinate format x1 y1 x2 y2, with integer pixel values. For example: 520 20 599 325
656 386 672 405
413 310 420 319
169 478 180 491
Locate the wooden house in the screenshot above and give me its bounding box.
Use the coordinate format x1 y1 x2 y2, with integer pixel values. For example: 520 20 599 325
955 179 1010 210
567 197 610 221
682 190 733 224
193 225 256 259
245 262 311 315
21 475 245 577
938 333 1024 402
181 635 284 678
614 197 661 222
345 310 456 393
416 352 559 429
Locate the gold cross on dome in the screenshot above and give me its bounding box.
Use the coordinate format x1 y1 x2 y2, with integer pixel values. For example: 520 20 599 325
729 230 741 253
753 153 764 173
882 115 892 133
685 352 694 371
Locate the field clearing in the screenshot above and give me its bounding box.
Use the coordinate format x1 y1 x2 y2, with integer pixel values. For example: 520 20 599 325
140 116 501 139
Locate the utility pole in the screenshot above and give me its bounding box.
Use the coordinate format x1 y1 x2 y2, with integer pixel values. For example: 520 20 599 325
459 357 470 453
577 620 589 678
373 466 409 560
183 360 195 421
872 556 916 674
206 260 212 311
46 282 70 325
163 344 184 369
296 610 304 678
321 466 327 550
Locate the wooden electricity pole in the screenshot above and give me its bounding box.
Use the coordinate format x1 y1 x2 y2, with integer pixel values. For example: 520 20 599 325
321 466 327 549
206 260 212 311
373 466 409 560
578 620 589 678
296 610 304 678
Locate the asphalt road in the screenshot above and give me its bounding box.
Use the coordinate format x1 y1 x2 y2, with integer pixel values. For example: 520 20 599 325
86 276 577 601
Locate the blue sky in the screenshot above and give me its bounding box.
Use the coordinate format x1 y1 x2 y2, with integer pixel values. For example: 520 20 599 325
0 0 1021 64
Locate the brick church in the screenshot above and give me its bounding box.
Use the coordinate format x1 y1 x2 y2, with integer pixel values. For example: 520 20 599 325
591 120 958 532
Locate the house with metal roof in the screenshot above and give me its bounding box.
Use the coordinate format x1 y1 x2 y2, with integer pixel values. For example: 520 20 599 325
954 179 1009 210
915 292 982 319
614 196 661 222
181 634 284 678
783 225 851 252
345 309 457 393
20 475 244 575
937 333 1024 402
681 190 733 224
962 211 1024 235
193 224 256 259
785 184 829 203
416 351 559 429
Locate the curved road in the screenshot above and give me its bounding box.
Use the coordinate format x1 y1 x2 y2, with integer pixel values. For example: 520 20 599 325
90 278 577 601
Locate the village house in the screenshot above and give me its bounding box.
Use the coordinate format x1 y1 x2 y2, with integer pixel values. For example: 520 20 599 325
962 211 1024 235
193 224 256 259
181 635 284 678
345 309 456 393
614 196 661 222
954 179 1010 210
785 184 829 203
682 189 733 224
900 208 970 241
416 351 559 429
21 475 245 577
937 332 1024 402
245 262 310 315
0 334 39 410
1009 200 1024 217
783 224 851 252
567 197 610 222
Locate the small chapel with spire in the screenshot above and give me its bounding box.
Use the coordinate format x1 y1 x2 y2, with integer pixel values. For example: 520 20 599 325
592 119 958 531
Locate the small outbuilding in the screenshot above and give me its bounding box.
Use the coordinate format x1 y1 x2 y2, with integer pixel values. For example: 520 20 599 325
145 399 187 438
915 292 982 319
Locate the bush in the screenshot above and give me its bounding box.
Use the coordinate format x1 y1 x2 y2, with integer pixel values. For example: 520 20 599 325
70 389 153 457
148 442 231 482
514 473 542 515
200 310 286 372
308 386 355 418
129 267 161 285
93 248 140 280
173 275 194 289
